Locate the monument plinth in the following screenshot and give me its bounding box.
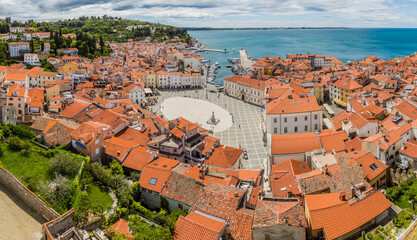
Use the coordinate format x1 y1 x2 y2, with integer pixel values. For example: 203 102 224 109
207 111 220 125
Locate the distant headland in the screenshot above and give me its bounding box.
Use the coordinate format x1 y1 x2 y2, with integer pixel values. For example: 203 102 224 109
184 27 350 31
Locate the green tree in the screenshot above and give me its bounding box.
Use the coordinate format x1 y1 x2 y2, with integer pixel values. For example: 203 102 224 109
0 41 7 63
8 136 24 150
110 161 124 175
49 151 82 178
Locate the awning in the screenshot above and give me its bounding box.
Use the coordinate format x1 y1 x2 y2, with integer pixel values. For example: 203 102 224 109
144 88 153 94
333 98 347 107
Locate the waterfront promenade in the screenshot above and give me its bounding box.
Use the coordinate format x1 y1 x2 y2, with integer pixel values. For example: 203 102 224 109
151 85 267 169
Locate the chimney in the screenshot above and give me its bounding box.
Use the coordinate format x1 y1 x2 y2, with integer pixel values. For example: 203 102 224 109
234 192 239 198
339 191 346 201
288 94 293 99
199 166 209 179
324 164 329 175
117 151 120 156
377 141 381 160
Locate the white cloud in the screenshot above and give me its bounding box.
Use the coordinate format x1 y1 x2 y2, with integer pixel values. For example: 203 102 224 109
0 0 415 27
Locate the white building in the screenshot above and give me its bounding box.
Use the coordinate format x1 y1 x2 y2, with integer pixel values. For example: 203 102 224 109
10 27 25 33
266 93 323 135
24 53 41 66
125 84 146 107
43 43 50 53
181 73 192 88
190 73 203 88
156 70 169 89
169 72 182 88
8 42 30 57
6 84 27 122
184 55 201 71
224 75 265 106
342 112 378 138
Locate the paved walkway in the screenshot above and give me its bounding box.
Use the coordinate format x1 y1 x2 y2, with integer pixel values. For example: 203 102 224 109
0 184 45 240
150 86 267 169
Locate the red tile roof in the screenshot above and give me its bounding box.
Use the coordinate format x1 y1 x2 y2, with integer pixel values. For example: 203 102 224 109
253 199 307 229
306 191 391 240
174 212 226 240
346 151 388 182
271 132 321 155
318 130 348 153
267 94 322 114
271 159 311 198
108 219 133 239
205 145 242 168
139 163 172 192
191 182 253 240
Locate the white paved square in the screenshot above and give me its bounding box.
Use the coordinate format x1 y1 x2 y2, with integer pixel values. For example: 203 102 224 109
150 86 268 170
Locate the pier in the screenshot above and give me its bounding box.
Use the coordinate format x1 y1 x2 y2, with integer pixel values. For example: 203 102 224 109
202 49 229 53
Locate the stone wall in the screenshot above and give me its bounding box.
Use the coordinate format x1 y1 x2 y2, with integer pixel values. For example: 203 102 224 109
0 167 60 221
42 209 78 240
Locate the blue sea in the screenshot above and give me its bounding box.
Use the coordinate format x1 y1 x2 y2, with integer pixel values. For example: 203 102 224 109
189 28 417 84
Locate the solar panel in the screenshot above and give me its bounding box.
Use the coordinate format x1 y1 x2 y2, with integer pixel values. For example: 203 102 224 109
149 177 157 185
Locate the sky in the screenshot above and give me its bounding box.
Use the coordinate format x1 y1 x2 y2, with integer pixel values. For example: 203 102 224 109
0 0 417 28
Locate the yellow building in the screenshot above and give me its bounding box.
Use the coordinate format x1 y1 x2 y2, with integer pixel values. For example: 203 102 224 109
37 72 58 88
313 83 324 104
0 34 8 43
145 70 156 88
62 62 79 73
329 78 362 107
45 83 61 102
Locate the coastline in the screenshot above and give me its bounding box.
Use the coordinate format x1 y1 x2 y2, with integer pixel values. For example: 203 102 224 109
184 27 350 31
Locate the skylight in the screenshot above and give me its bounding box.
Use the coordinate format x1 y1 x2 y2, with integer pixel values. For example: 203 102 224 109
149 177 157 185
370 163 379 171
162 165 167 168
227 153 232 157
153 162 159 166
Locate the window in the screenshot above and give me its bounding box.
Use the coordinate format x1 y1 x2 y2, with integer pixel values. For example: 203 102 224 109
370 163 379 171
294 117 297 122
274 118 277 123
284 127 287 133
178 203 183 210
149 177 157 185
305 116 308 121
314 115 318 120
274 128 277 134
284 118 287 123
305 126 308 131
294 127 298 132
95 148 99 155
315 124 318 130
265 234 271 240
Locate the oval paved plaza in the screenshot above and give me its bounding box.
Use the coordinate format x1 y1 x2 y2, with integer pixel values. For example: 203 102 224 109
152 86 267 169
161 96 233 133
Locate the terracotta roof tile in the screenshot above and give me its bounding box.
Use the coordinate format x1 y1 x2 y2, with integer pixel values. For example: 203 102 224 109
306 191 391 240
174 212 226 240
